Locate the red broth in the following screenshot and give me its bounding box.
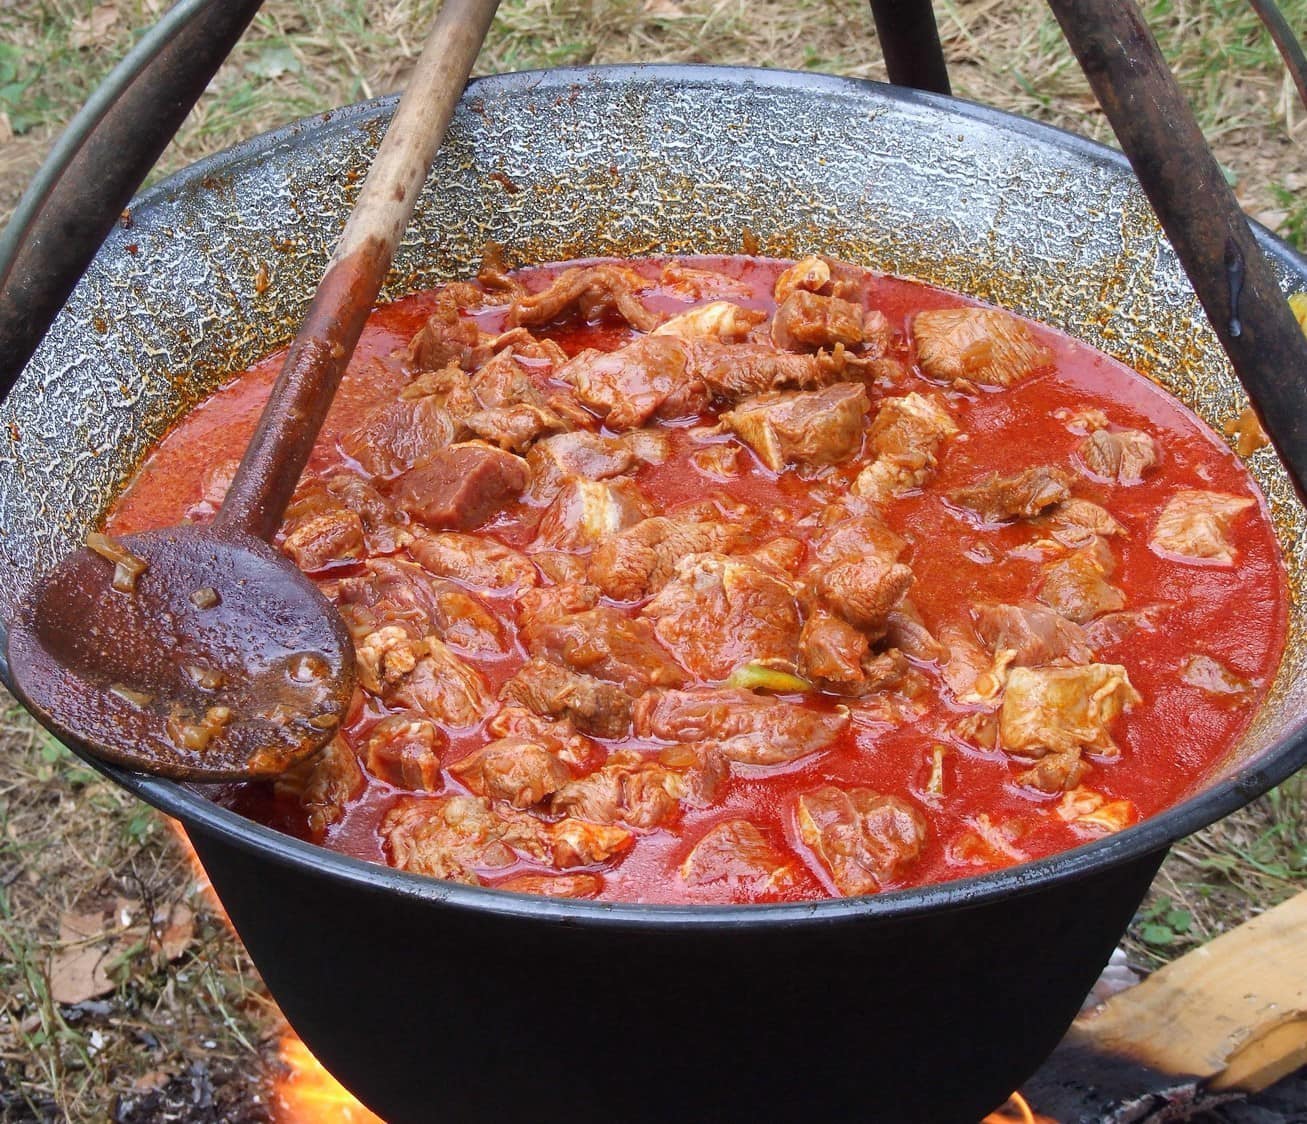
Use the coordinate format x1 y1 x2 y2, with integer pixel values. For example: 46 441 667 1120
107 256 1288 904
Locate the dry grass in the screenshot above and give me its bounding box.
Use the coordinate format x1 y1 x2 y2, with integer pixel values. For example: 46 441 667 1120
0 0 1304 1118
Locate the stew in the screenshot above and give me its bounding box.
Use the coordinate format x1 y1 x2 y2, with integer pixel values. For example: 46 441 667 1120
107 253 1288 903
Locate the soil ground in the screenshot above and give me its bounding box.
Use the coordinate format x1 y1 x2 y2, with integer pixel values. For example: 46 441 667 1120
0 1 1305 1120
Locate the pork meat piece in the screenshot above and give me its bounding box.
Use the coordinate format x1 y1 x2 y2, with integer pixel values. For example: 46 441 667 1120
408 528 537 592
500 657 634 739
388 442 529 530
1179 654 1253 697
774 256 832 302
430 585 507 656
1037 498 1126 548
496 872 604 899
679 820 799 897
487 705 604 773
339 395 460 479
720 383 869 472
1038 540 1125 624
999 664 1141 758
354 625 422 695
525 428 668 503
651 301 767 342
659 261 754 301
693 342 853 399
516 581 600 631
643 553 802 681
536 478 652 552
912 307 1053 387
1150 490 1255 566
972 602 1094 666
590 515 747 601
798 610 870 693
387 637 495 728
811 511 908 566
1080 428 1159 484
949 465 1074 523
382 794 517 884
884 599 946 663
749 535 805 575
853 392 958 499
771 290 889 353
463 403 569 453
399 365 479 416
523 606 685 693
815 557 914 636
273 736 364 838
795 786 927 896
557 335 708 429
470 346 555 408
282 508 365 572
333 558 447 640
364 714 446 791
1017 748 1088 794
406 286 485 370
449 736 572 809
476 242 525 300
633 687 849 767
544 818 635 868
551 747 724 830
508 263 660 332
326 473 406 554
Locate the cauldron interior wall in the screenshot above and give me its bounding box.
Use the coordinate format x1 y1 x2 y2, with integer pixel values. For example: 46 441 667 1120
2 67 1306 1123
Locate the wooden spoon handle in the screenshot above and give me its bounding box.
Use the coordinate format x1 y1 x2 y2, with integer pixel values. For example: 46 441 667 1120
217 0 500 541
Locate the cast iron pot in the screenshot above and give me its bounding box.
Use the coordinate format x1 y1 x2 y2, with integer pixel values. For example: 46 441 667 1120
4 67 1307 1123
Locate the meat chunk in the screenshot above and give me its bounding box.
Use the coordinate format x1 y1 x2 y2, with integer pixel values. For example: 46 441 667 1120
853 393 958 499
773 255 832 302
463 403 569 453
651 301 767 342
388 442 529 530
1037 498 1126 548
355 625 421 695
720 383 869 472
771 291 888 353
282 508 365 572
660 261 753 301
633 687 848 767
693 342 853 399
795 786 927 896
487 706 603 773
1179 654 1252 697
973 602 1094 666
406 286 485 370
557 335 708 429
536 478 652 551
428 585 507 656
1150 490 1255 566
500 657 633 739
508 263 659 332
340 395 459 479
364 714 445 791
1016 749 1089 794
273 736 364 837
589 515 746 601
326 473 407 554
386 637 494 728
523 606 685 693
811 511 907 566
798 611 869 692
679 820 799 898
999 664 1141 758
544 818 635 868
815 558 913 636
912 307 1053 387
551 747 725 830
469 343 560 408
1080 428 1159 484
408 529 537 592
382 795 518 884
525 428 668 502
1039 540 1125 623
884 599 946 663
949 465 1074 523
449 737 572 808
496 872 604 899
643 553 801 681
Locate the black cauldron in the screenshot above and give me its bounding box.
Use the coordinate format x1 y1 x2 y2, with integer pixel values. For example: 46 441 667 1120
3 68 1306 1122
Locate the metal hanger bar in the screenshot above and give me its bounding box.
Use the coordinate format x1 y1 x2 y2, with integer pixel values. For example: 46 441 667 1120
1048 0 1307 505
0 0 267 394
866 0 951 95
1246 0 1307 113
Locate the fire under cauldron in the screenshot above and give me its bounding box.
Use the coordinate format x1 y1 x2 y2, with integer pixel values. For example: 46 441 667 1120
2 57 1307 1124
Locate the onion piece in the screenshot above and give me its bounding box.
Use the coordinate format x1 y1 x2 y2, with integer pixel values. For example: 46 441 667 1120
85 531 148 593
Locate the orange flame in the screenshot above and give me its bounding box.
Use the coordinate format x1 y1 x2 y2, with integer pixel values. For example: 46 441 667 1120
983 1091 1059 1124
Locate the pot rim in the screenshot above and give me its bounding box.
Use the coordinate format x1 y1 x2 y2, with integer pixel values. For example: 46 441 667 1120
16 62 1307 928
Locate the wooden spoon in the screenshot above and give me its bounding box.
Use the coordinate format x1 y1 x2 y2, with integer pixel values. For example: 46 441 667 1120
5 0 500 781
